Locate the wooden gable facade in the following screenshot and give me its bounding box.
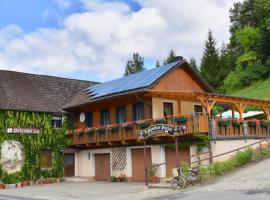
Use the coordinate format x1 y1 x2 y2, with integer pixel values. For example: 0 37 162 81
73 64 208 130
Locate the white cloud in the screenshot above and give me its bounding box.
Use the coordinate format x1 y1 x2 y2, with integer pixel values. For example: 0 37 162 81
0 0 238 81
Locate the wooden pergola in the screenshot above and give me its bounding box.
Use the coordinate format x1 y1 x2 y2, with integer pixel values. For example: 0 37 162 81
145 90 270 120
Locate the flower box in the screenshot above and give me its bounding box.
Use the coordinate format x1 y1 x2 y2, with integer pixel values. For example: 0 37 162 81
86 129 95 135
174 117 187 123
122 122 134 130
110 125 120 132
232 121 242 127
218 120 230 127
154 119 167 124
96 127 106 134
248 121 257 127
137 121 150 129
260 121 270 127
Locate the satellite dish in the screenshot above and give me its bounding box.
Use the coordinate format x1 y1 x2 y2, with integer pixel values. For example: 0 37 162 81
79 112 85 123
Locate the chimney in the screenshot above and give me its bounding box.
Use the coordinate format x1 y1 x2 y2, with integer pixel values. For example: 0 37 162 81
175 56 183 61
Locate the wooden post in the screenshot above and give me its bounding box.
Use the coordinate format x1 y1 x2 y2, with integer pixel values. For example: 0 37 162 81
231 104 235 119
175 137 180 168
143 140 148 187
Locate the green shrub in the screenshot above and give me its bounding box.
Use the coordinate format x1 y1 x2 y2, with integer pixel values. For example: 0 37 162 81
253 148 270 161
234 148 253 167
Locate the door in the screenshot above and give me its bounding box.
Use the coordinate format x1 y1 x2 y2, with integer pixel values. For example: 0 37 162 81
131 148 152 182
95 154 111 181
165 147 190 177
64 153 75 177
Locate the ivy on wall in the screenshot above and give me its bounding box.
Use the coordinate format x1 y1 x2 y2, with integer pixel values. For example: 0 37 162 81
0 111 68 184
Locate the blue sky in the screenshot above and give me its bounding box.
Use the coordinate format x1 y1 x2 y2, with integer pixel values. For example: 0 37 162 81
0 0 140 31
0 0 236 82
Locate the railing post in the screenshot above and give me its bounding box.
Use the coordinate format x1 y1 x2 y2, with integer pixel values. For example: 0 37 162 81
208 114 214 164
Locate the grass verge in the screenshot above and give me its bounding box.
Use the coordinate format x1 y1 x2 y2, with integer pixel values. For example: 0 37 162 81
200 147 270 180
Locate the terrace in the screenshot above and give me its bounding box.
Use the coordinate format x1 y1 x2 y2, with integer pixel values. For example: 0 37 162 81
67 91 270 148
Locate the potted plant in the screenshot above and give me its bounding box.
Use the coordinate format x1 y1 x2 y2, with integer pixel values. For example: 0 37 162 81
122 122 134 130
0 182 5 189
260 120 270 127
218 120 230 127
22 181 29 187
232 120 242 127
86 128 95 135
174 116 187 124
137 121 150 129
120 174 127 182
148 164 159 183
96 127 106 134
248 121 257 127
110 176 116 182
154 118 167 124
115 176 121 182
110 125 120 132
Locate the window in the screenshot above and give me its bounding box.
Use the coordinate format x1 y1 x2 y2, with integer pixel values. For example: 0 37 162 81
85 112 93 128
194 105 203 113
163 102 174 117
40 150 52 169
133 103 144 121
101 109 110 126
116 106 126 124
52 115 62 128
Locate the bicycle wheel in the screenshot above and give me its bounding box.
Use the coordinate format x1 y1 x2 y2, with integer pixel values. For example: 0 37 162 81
171 178 178 190
178 176 187 188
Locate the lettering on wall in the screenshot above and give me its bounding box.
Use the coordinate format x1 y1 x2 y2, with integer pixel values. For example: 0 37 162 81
6 128 40 134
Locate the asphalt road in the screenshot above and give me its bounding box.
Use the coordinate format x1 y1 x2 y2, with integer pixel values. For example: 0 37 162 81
0 189 269 200
0 194 45 200
0 158 270 200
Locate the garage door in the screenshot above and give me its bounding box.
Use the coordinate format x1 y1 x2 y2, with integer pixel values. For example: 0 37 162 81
165 147 190 177
95 154 111 181
131 148 151 182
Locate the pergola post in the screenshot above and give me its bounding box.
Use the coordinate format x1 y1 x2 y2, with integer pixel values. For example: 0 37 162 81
261 104 270 120
143 140 148 187
234 103 247 120
231 104 235 119
175 136 179 168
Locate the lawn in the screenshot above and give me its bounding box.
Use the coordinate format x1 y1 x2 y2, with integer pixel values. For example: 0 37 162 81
230 79 270 101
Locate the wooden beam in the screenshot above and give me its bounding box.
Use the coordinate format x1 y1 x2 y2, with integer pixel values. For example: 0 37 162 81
234 103 247 120
261 104 270 120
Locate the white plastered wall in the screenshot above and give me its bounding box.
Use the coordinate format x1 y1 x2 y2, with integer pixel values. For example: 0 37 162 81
211 139 269 162
75 148 112 178
152 97 178 118
151 145 166 177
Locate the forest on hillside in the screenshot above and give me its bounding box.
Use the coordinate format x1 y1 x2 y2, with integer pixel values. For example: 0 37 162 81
124 0 270 96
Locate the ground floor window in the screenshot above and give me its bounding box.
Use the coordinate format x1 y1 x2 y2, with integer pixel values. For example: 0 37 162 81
40 149 53 169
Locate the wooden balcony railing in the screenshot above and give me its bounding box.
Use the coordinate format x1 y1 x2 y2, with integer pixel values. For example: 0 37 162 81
66 113 210 146
214 119 270 136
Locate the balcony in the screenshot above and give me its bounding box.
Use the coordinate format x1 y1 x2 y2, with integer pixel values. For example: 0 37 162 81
213 118 270 138
66 113 209 147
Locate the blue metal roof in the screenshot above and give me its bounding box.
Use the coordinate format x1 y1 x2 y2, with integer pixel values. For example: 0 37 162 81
85 61 181 99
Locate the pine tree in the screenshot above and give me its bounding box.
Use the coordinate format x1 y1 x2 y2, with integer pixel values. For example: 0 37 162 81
124 53 145 76
200 30 220 89
163 50 178 64
189 57 199 72
155 60 160 67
